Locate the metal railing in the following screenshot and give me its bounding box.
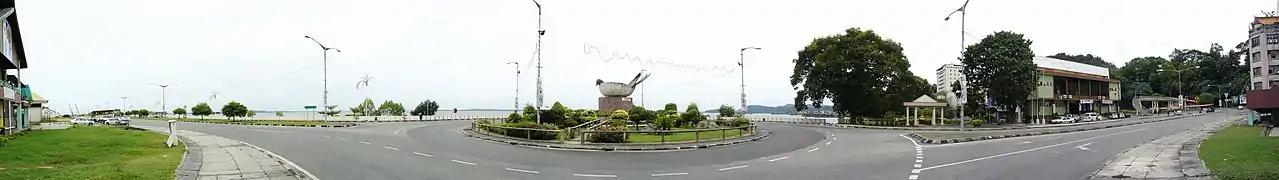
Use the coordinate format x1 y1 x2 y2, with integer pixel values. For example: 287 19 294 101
578 125 758 144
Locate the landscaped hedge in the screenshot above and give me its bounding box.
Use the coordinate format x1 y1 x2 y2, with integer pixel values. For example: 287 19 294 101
494 121 560 140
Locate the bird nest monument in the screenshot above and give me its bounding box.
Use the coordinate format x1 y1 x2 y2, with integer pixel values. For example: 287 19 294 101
595 71 651 114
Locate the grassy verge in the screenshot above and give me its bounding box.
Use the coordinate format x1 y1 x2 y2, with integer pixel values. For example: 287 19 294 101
1199 125 1279 180
0 126 185 180
627 128 751 143
148 118 335 126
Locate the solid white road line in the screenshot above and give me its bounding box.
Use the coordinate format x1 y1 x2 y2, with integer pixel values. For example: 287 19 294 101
768 157 789 162
383 146 400 151
451 159 477 166
504 168 539 174
899 134 922 147
808 148 820 152
359 141 372 145
718 165 748 171
651 172 688 177
413 152 434 157
573 174 617 178
917 128 1145 171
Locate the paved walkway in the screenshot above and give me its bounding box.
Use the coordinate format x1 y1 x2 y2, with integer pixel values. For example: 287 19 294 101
1089 116 1240 180
131 125 308 180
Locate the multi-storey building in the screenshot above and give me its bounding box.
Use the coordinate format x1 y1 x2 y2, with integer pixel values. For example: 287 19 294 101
935 64 966 108
1025 57 1121 124
1246 15 1279 122
0 2 31 135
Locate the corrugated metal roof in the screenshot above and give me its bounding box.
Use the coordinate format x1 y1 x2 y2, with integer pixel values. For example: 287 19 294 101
1033 56 1109 77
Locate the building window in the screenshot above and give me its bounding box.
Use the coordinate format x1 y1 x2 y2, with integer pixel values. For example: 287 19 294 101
1272 65 1279 74
1253 37 1262 47
1255 67 1263 77
1255 52 1263 62
1271 50 1279 59
1272 81 1279 89
1268 34 1279 44
1257 82 1265 90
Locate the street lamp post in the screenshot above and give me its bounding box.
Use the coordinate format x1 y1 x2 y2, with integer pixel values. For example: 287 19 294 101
532 0 546 123
304 36 341 121
1158 65 1195 110
946 0 971 130
507 62 521 113
154 84 171 115
739 47 761 115
120 96 128 110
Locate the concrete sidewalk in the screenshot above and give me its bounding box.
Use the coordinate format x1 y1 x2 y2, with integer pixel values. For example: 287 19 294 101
1089 116 1240 180
131 125 312 180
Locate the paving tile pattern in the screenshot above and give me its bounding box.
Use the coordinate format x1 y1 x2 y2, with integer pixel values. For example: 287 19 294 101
1089 117 1239 180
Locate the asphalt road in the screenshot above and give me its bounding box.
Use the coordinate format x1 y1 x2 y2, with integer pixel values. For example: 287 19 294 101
132 111 1238 180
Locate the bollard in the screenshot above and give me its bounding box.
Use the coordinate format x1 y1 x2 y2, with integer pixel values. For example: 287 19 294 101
722 129 727 140
166 120 177 147
695 131 700 142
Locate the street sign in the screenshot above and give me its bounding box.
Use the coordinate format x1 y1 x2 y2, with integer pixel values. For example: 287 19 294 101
304 105 317 109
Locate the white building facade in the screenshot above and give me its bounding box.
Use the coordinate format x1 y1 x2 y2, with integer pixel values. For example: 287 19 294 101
935 64 966 108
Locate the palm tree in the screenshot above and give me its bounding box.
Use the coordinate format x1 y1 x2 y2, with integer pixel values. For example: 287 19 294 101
356 73 374 99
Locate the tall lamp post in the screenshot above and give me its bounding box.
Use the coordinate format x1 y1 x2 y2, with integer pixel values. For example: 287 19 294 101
1158 65 1196 110
739 47 761 115
153 84 171 115
304 36 341 121
945 0 971 130
532 0 546 123
507 62 521 113
120 96 129 110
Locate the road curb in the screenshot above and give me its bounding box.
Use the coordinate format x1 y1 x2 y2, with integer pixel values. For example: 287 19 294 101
903 114 1205 144
460 128 771 152
167 120 359 128
1087 116 1239 179
756 115 1165 131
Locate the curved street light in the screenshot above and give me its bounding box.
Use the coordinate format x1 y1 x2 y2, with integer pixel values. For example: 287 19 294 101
304 36 341 121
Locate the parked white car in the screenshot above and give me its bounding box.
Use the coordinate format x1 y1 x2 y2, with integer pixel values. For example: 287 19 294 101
70 118 95 125
1081 112 1102 122
1050 115 1079 124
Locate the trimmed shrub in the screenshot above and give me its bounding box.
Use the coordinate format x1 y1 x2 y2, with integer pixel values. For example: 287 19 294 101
651 114 676 131
729 117 751 127
969 119 985 127
610 110 629 120
588 125 626 143
497 121 560 140
504 112 523 123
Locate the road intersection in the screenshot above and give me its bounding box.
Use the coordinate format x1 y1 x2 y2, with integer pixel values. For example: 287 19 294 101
134 111 1238 180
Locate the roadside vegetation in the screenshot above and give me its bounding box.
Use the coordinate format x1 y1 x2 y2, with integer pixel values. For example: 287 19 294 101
1199 125 1279 180
480 102 754 143
0 126 184 180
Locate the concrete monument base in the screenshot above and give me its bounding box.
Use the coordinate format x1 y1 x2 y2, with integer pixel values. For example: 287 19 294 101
598 97 634 114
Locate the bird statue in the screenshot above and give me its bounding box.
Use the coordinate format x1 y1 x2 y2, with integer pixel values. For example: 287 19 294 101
595 71 651 97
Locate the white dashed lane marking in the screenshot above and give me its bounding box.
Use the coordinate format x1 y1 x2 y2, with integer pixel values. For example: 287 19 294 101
504 168 539 174
413 152 434 157
808 148 820 152
359 141 372 145
383 146 400 151
826 141 832 145
651 172 688 177
451 159 477 166
718 165 748 171
767 157 789 162
573 174 617 178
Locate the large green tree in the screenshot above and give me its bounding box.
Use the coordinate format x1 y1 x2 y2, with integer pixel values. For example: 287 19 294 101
378 100 406 116
172 108 187 118
961 31 1037 123
791 27 913 120
350 98 379 116
221 101 249 120
411 100 439 116
191 103 214 119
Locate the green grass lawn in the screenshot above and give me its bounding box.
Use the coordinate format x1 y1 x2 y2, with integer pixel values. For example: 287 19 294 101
152 118 335 126
0 126 185 180
1199 125 1279 180
627 128 751 143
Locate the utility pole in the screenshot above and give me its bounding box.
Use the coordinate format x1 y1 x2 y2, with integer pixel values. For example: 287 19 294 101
946 0 970 130
739 47 761 115
154 84 171 114
532 0 545 123
507 62 521 113
121 96 129 110
304 36 341 121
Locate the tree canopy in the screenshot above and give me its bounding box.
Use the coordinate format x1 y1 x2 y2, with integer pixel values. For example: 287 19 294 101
221 101 249 120
191 103 214 119
961 31 1037 120
411 100 439 116
378 100 406 116
1047 53 1116 69
790 27 918 119
350 98 379 116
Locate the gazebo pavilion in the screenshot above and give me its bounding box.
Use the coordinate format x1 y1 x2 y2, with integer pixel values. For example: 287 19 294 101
903 95 948 126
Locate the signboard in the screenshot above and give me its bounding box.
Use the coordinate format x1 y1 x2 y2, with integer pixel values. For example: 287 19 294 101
1080 99 1094 104
304 105 317 109
1101 100 1113 104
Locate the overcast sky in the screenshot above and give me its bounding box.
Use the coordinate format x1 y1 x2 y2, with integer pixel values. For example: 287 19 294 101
13 0 1274 113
